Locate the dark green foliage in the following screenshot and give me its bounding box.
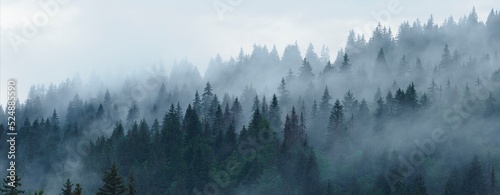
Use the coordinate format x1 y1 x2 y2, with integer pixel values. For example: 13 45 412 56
97 162 127 195
462 155 487 195
0 174 24 194
60 179 72 195
269 94 282 132
303 152 322 195
327 99 344 149
73 184 82 195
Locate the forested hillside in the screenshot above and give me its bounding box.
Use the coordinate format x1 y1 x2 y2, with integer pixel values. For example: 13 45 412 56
1 7 500 195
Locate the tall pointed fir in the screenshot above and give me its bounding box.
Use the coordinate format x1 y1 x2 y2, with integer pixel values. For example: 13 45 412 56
269 94 282 132
97 162 127 195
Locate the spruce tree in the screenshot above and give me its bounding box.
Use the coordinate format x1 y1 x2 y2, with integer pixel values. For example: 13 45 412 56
269 94 282 132
231 97 243 129
97 162 127 195
278 78 291 108
319 87 332 122
61 179 72 195
463 155 486 195
299 58 315 80
73 184 82 195
303 152 322 195
0 174 24 194
193 90 202 116
340 53 352 72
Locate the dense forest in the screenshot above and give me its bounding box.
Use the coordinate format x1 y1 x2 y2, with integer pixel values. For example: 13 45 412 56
1 7 500 195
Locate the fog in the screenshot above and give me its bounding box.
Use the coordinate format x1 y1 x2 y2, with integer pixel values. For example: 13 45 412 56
1 1 500 195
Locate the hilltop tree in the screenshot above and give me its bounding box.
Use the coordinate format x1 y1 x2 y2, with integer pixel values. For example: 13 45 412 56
201 82 214 116
299 58 315 80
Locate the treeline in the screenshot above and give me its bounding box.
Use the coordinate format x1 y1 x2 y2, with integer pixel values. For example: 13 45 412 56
2 77 500 194
0 7 500 195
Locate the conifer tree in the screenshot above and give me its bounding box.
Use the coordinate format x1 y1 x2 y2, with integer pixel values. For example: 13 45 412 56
1 174 24 194
269 94 282 132
299 58 315 80
231 97 243 129
97 162 127 195
73 184 82 195
61 179 73 195
340 53 352 72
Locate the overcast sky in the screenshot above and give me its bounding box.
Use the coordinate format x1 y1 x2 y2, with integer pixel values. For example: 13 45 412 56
1 0 498 102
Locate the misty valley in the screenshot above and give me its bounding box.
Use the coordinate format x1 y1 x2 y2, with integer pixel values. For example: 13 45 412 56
2 7 500 195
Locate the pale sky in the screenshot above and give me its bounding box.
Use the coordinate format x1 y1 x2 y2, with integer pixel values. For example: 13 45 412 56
1 0 498 103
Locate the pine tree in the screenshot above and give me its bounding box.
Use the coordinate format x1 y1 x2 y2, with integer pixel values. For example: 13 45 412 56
340 53 352 72
428 79 438 100
61 179 73 195
202 82 214 116
310 100 318 120
73 184 82 195
97 162 127 195
231 97 243 129
261 96 269 120
463 155 486 195
278 78 291 108
320 87 332 121
193 90 202 116
322 61 335 75
127 174 136 195
1 174 24 194
420 93 430 107
225 122 237 149
405 83 418 109
96 103 104 118
439 44 452 70
299 58 315 80
162 104 183 166
269 94 282 132
126 102 140 128
303 152 323 195
327 100 344 149
342 90 358 117
357 99 370 122
156 83 168 105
